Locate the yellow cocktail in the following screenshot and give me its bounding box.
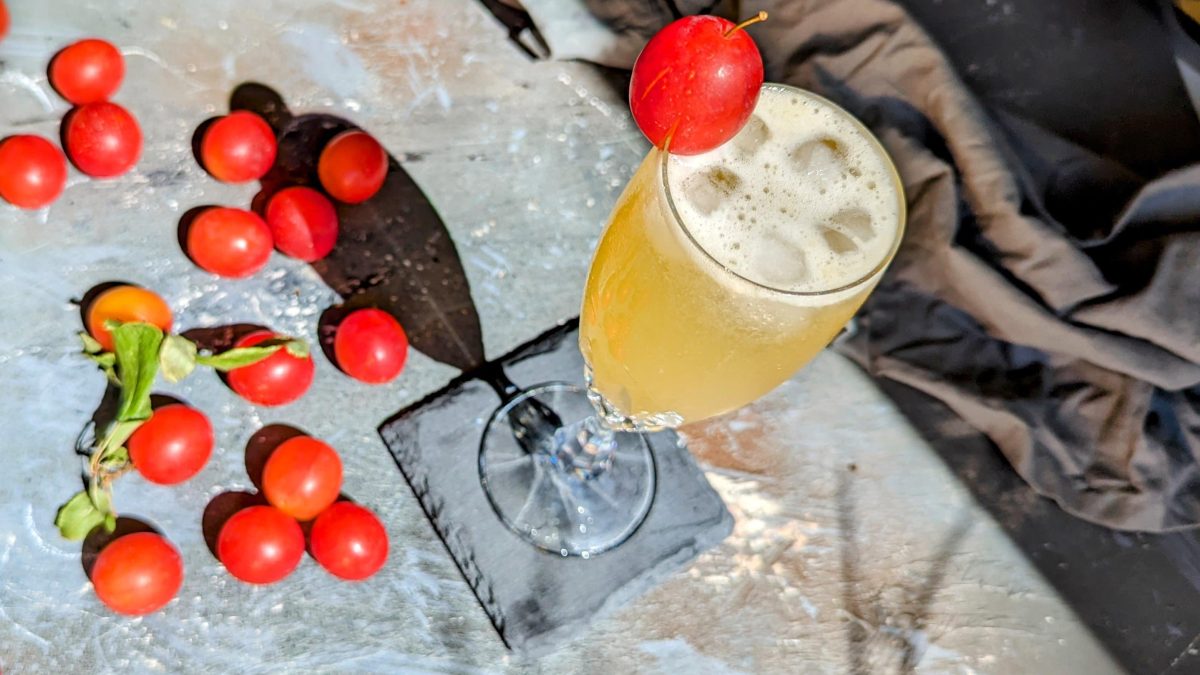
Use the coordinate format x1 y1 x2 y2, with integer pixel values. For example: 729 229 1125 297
581 83 905 427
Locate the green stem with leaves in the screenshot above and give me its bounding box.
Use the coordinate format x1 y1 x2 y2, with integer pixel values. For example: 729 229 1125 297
55 322 308 540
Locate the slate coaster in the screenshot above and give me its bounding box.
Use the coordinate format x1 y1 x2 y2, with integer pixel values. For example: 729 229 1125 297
378 320 734 654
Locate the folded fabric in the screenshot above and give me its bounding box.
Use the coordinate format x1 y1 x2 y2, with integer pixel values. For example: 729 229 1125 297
521 0 1200 531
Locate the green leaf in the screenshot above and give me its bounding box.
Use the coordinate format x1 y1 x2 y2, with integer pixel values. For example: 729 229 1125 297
101 420 142 460
98 446 130 472
196 344 283 371
86 352 116 368
195 336 312 371
55 491 106 540
79 332 105 354
85 352 119 384
111 322 164 423
283 339 309 359
159 334 198 383
87 477 112 515
104 513 117 532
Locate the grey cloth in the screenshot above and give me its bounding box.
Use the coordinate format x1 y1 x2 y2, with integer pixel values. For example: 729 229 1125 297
378 323 732 654
522 0 1200 531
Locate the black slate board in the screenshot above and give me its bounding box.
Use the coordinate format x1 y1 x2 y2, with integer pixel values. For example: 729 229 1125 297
378 320 733 654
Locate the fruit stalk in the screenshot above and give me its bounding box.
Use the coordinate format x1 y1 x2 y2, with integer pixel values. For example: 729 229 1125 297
724 11 768 38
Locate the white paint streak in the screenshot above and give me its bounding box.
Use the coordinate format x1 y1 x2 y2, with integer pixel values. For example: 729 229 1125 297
23 504 78 560
280 23 371 100
0 70 57 112
638 639 747 674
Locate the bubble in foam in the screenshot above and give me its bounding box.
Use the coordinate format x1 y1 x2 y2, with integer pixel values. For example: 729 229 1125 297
682 167 740 215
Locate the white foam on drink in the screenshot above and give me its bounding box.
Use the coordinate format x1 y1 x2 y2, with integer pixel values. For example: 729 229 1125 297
664 85 902 297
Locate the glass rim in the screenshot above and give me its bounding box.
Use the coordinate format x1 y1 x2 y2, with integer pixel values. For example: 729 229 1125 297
659 82 908 298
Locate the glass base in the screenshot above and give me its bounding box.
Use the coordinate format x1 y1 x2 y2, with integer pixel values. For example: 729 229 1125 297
479 382 656 558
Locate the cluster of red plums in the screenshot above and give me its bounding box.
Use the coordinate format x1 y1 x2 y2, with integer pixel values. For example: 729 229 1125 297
92 413 387 615
81 284 390 616
189 107 409 386
190 110 388 275
0 37 141 208
0 26 408 615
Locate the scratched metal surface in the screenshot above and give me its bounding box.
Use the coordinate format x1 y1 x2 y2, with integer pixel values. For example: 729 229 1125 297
0 0 1120 672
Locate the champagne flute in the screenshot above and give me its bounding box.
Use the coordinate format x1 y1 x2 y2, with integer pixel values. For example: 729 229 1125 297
479 83 906 557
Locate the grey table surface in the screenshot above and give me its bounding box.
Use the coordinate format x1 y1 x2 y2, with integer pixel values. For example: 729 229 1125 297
0 0 1121 672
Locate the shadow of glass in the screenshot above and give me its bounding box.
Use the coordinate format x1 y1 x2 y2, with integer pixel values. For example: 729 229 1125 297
880 378 1200 674
225 82 486 375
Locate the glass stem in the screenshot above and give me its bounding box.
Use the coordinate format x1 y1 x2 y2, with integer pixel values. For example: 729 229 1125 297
506 401 617 480
487 364 564 456
548 414 617 480
502 394 559 453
